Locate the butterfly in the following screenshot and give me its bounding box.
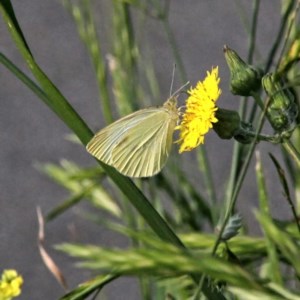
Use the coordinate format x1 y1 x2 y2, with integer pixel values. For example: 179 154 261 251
86 96 179 178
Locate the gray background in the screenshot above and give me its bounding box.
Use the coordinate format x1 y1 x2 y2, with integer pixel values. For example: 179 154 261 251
0 1 287 299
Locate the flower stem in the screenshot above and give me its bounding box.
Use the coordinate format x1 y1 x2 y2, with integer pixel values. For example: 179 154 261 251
195 5 262 297
225 0 261 205
197 147 218 224
264 0 296 73
275 0 300 72
250 91 264 110
159 1 217 220
247 0 260 64
212 109 266 250
283 139 300 167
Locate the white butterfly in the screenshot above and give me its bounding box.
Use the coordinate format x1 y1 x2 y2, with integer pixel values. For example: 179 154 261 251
86 97 179 178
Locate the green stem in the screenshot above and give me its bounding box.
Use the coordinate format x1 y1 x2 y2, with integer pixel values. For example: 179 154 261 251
224 139 241 211
64 0 113 123
275 0 300 72
237 128 279 143
111 1 139 114
197 147 218 224
212 111 266 254
158 0 218 229
194 3 263 297
247 0 260 64
283 139 300 167
213 96 270 257
245 0 261 125
250 91 264 110
225 0 260 204
84 1 113 123
264 0 296 73
161 18 188 84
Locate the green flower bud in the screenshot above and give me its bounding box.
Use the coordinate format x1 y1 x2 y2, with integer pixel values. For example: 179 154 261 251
213 108 241 139
262 73 298 133
224 45 263 96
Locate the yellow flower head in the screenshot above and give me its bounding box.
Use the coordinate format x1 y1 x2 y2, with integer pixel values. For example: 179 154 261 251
177 67 221 153
0 270 23 300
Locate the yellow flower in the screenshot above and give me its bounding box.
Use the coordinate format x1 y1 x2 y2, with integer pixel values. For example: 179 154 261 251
0 270 23 300
177 67 221 153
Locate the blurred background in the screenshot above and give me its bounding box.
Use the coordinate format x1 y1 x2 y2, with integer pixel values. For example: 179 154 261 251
0 1 287 299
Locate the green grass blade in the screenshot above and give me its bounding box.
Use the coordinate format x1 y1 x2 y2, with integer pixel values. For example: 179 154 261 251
57 242 264 292
255 151 282 285
59 274 117 300
62 0 113 124
46 187 94 222
269 153 300 232
256 211 300 277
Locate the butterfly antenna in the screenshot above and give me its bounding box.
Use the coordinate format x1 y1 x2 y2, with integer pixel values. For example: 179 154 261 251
171 81 190 98
169 64 177 97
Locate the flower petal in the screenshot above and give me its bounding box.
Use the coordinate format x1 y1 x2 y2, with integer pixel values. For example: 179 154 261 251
177 67 221 153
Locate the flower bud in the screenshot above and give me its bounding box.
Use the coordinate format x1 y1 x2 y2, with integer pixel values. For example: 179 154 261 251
224 45 263 96
213 108 241 139
262 73 298 133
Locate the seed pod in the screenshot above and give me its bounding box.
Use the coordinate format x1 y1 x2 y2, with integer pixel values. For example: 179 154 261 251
262 73 298 133
224 45 263 96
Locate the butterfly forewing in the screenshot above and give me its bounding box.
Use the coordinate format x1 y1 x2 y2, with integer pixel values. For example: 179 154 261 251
86 97 179 178
87 109 159 164
111 111 172 177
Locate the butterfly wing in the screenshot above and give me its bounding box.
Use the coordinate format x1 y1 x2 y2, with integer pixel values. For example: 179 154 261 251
111 109 176 177
87 108 159 165
87 106 178 178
